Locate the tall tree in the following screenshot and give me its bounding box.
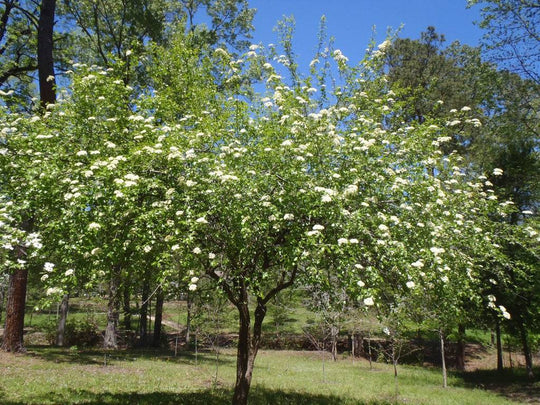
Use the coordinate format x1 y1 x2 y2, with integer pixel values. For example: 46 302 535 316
37 0 56 106
0 0 38 98
385 27 540 377
468 0 540 84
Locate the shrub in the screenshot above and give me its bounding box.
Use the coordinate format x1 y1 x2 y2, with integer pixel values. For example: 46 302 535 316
44 315 100 347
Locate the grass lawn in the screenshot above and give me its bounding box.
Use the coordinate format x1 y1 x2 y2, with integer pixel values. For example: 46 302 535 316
1 347 535 404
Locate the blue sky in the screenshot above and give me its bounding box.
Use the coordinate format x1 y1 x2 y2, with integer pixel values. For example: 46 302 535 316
249 0 483 68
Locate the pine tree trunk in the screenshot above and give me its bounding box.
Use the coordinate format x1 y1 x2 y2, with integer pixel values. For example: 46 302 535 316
1 268 28 352
0 281 5 324
456 324 466 371
37 0 56 107
104 268 121 349
152 287 164 347
56 294 69 346
439 329 447 388
495 319 503 372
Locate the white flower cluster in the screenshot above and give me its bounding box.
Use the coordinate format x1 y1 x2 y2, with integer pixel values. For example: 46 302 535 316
188 276 199 292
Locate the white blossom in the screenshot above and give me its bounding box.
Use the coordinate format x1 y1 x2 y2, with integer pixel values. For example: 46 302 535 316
88 222 101 230
363 297 374 306
430 247 445 256
46 287 62 296
411 260 424 268
281 139 293 147
44 262 55 272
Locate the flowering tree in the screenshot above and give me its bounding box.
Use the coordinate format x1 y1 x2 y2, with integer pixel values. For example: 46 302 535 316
0 31 518 404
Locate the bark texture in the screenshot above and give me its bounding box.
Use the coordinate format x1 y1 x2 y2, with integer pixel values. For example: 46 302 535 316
439 329 447 388
56 294 69 346
496 320 503 372
518 321 534 379
1 268 28 352
152 287 164 347
232 301 265 405
456 324 466 371
37 0 56 107
104 268 121 349
139 280 150 345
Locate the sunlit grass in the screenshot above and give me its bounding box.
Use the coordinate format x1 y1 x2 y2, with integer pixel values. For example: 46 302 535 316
0 347 521 404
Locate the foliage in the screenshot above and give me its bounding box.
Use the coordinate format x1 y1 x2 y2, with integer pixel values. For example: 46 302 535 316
468 0 540 83
43 315 100 347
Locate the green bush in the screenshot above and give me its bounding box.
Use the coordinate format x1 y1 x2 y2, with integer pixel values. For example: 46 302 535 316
43 315 101 347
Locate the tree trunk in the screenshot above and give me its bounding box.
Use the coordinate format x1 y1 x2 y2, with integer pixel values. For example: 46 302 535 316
1 267 28 352
104 268 121 349
185 292 192 345
495 319 503 372
330 325 338 361
518 321 534 379
232 301 265 405
56 294 69 346
37 0 56 107
456 324 466 371
439 329 447 388
0 280 5 324
122 284 131 330
152 287 164 347
139 280 150 346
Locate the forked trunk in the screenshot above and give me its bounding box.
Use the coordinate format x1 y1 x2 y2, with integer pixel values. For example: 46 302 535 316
1 268 28 352
56 294 69 346
232 302 266 405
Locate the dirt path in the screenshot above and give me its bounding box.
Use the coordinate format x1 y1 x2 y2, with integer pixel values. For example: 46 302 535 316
148 316 184 333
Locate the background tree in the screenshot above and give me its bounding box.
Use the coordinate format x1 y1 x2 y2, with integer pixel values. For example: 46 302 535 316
385 26 540 377
468 0 540 84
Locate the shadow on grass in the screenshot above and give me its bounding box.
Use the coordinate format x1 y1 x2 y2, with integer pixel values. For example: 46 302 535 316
0 387 392 405
459 367 540 404
26 346 235 367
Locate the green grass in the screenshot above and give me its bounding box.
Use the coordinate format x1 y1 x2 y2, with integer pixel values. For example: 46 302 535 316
1 347 532 405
